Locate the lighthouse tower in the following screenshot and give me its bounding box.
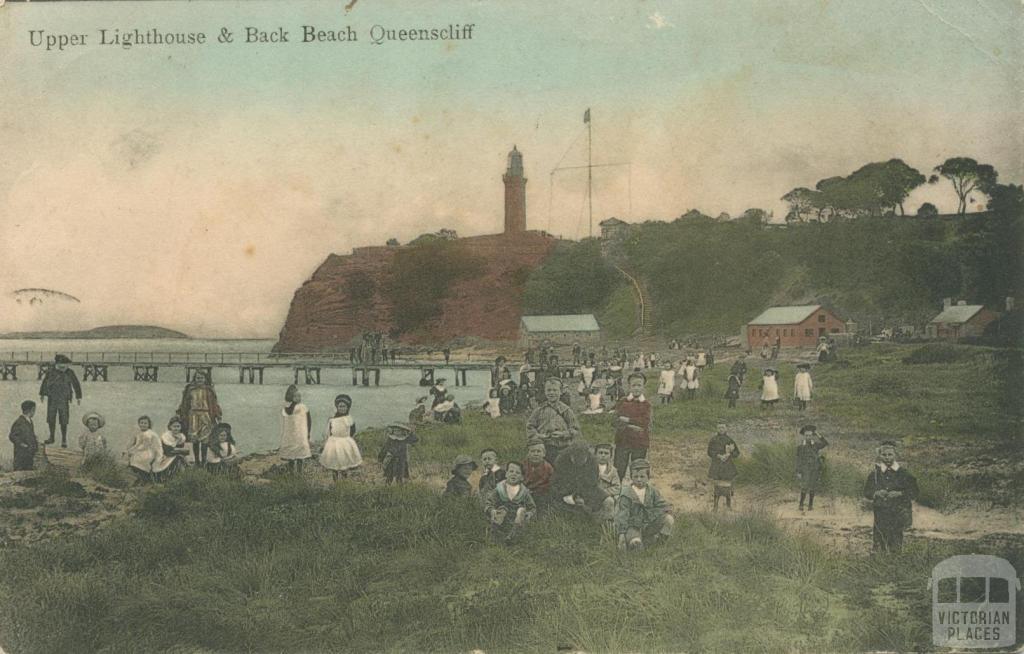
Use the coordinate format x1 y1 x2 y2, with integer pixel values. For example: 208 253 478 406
503 146 527 233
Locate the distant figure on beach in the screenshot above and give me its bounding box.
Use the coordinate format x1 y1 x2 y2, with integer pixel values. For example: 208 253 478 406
483 388 502 418
78 411 108 458
816 338 831 363
443 348 451 364
8 400 39 471
176 369 222 466
409 396 431 425
730 355 748 386
724 372 741 409
863 440 918 553
279 385 312 474
39 354 82 447
320 394 362 481
378 423 418 484
657 362 675 404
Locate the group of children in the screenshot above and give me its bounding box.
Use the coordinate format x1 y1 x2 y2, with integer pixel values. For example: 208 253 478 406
722 356 815 411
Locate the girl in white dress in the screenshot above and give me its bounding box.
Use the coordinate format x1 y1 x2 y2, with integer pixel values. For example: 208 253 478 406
657 362 676 404
760 368 780 409
280 384 312 474
320 394 362 480
793 363 813 411
483 388 501 418
679 359 700 400
125 415 161 483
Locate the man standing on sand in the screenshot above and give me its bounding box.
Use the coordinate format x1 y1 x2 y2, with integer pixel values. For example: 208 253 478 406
8 400 40 471
863 440 918 553
526 377 581 464
38 354 82 447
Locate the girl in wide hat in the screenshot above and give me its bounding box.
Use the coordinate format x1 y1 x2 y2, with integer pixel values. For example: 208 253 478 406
78 411 108 457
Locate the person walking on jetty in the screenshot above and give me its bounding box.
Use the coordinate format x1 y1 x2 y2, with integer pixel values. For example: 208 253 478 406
613 373 652 481
526 377 581 464
321 394 362 480
279 385 312 474
38 354 82 447
793 363 813 411
8 400 39 471
378 423 419 484
760 368 780 409
707 424 740 511
795 425 828 511
863 441 918 553
615 459 674 552
176 369 222 466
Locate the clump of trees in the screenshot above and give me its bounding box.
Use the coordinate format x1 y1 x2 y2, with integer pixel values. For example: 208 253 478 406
522 239 620 315
387 239 484 334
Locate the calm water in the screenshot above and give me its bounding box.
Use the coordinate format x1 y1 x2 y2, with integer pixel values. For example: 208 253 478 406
0 338 491 461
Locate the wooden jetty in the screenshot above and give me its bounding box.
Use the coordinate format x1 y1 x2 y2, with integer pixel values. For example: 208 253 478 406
0 351 500 387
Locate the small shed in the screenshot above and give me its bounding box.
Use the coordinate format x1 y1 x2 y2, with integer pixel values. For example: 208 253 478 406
520 314 601 347
925 304 998 340
599 217 629 241
746 305 845 349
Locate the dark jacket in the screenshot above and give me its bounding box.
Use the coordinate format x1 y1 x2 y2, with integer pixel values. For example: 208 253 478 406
614 483 671 535
552 444 608 509
725 374 741 399
478 466 506 497
443 475 473 497
39 368 82 405
378 434 419 481
863 463 918 528
9 415 39 470
707 433 740 481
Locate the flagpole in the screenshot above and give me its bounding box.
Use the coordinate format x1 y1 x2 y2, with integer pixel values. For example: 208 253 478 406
587 110 593 238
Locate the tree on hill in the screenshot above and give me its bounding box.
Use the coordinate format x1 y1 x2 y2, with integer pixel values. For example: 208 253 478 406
934 157 998 216
917 202 938 218
738 208 770 226
781 188 818 223
522 239 619 315
956 183 1023 306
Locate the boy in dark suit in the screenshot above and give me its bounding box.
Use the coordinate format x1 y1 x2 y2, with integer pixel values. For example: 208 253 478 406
9 400 39 471
863 440 918 552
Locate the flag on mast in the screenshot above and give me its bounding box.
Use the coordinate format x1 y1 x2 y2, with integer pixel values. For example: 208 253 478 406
583 108 590 124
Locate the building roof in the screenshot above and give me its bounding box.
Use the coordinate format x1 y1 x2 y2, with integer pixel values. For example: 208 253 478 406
929 305 985 324
599 218 627 227
748 305 822 325
521 314 600 333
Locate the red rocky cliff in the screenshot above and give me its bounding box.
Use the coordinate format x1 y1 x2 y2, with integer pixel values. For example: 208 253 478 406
274 231 557 351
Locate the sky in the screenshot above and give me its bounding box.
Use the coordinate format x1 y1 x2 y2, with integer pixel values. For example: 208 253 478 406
0 0 1021 337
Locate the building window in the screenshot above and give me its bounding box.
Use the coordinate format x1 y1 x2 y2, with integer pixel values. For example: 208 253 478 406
818 314 826 323
805 329 813 337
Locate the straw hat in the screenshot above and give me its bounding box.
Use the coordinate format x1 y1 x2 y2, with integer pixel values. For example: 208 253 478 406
81 412 105 428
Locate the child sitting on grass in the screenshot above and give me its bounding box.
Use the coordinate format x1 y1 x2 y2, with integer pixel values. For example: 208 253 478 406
478 448 505 498
484 460 537 545
483 388 501 418
206 423 239 474
444 454 477 497
78 411 108 458
522 438 554 506
615 458 674 552
595 443 621 504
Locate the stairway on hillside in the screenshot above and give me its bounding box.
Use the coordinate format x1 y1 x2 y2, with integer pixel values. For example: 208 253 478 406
613 264 653 336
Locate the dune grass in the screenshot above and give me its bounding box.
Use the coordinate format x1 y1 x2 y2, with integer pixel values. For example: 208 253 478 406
3 469 1014 653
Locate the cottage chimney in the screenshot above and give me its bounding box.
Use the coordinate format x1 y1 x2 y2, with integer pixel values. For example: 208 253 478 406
1007 296 1015 312
942 297 952 310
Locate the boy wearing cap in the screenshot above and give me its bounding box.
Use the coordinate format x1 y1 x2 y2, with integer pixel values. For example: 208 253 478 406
863 441 918 552
78 411 108 458
795 425 828 511
612 373 652 481
38 354 83 447
615 459 674 551
444 455 477 497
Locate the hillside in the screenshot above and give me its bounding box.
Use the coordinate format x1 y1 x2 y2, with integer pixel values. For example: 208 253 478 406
523 199 1022 338
274 231 557 351
0 325 190 339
